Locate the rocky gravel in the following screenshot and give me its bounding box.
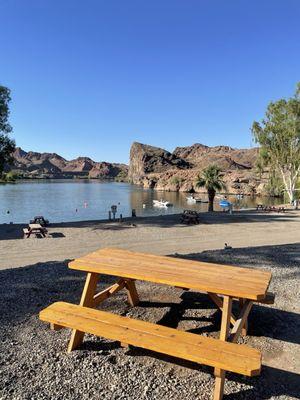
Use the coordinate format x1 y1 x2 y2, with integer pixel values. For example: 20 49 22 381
0 243 299 399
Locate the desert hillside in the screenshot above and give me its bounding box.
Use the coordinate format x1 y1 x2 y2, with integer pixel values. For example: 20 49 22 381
9 148 128 180
128 142 267 195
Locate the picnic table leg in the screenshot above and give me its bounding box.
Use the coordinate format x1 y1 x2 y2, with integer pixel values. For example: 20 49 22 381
125 279 139 306
67 272 99 353
213 296 232 400
239 298 248 336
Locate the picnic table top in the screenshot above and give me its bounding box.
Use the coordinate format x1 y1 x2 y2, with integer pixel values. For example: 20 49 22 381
69 248 272 301
29 223 43 229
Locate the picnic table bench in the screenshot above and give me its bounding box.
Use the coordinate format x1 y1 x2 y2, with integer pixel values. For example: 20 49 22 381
23 223 48 238
180 209 200 224
40 248 273 399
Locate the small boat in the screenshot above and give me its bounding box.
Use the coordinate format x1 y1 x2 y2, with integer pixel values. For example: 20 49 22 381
153 199 172 207
235 194 244 200
219 200 232 208
186 196 202 203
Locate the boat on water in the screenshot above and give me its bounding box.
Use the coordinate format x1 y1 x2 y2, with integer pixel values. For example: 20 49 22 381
153 199 173 207
186 195 202 203
219 200 232 208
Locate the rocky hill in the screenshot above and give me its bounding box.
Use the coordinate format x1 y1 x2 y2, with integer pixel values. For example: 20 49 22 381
129 142 267 195
9 148 128 180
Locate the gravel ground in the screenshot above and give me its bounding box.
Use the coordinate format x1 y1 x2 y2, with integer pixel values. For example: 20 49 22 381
0 243 299 399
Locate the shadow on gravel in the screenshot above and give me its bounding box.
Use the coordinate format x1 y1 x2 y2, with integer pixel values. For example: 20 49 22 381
225 366 300 399
0 260 116 330
126 347 300 399
172 242 300 345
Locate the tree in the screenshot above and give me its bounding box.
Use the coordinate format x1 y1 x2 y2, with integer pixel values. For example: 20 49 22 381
252 83 300 203
195 165 226 212
0 85 15 175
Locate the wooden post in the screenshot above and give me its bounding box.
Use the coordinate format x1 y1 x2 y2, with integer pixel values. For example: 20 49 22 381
213 296 232 400
229 300 252 343
67 272 99 352
239 298 248 336
125 280 139 306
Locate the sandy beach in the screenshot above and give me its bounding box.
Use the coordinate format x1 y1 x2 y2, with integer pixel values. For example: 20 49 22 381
1 210 300 399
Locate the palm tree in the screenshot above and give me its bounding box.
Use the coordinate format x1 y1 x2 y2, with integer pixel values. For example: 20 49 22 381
195 165 226 212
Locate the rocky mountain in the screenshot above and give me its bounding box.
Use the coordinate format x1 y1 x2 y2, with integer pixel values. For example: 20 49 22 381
129 142 267 195
10 148 128 180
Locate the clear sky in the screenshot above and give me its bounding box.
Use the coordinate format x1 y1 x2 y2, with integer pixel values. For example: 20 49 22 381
0 1 299 163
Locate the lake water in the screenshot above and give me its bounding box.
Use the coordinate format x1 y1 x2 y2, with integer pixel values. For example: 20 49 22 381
0 180 281 224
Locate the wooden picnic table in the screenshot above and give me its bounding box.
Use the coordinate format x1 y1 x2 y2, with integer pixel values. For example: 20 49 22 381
23 223 48 238
180 209 200 224
40 248 273 399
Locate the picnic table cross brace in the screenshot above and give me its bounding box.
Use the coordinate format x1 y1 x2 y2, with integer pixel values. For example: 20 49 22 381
67 273 139 352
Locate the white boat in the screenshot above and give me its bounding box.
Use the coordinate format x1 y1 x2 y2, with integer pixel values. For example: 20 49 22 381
186 196 202 203
153 199 172 207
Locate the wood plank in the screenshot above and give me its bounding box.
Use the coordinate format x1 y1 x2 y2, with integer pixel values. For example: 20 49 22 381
239 298 248 336
40 302 261 377
208 292 236 326
125 280 139 306
84 248 270 285
67 272 99 352
230 300 253 343
93 279 126 306
69 248 271 300
214 296 232 400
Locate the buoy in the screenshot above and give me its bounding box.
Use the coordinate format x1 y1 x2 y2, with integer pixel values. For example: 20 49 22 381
7 210 10 214
75 208 78 212
84 202 88 208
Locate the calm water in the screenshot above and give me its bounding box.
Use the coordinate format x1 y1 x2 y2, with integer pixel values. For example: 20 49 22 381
0 180 281 224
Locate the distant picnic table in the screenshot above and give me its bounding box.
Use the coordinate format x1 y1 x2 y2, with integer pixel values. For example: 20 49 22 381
180 209 200 224
256 204 285 213
23 223 48 238
40 248 274 399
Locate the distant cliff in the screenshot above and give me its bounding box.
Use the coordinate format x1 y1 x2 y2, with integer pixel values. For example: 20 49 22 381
9 148 128 180
129 142 267 195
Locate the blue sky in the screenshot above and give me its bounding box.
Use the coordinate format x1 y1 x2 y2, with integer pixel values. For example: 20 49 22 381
0 1 299 163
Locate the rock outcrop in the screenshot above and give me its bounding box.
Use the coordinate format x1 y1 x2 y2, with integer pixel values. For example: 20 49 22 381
129 142 267 195
10 148 128 180
128 142 190 183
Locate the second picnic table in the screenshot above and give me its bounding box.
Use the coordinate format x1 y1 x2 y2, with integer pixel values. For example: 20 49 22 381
23 223 48 238
40 247 273 399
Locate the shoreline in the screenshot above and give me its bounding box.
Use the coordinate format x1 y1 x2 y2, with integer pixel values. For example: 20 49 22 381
1 209 299 270
0 204 293 226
